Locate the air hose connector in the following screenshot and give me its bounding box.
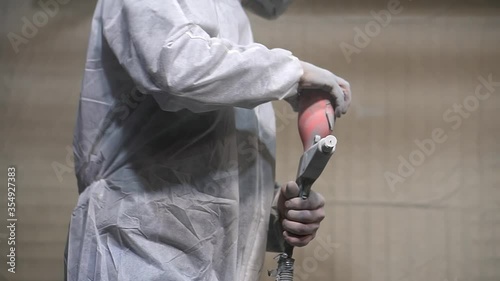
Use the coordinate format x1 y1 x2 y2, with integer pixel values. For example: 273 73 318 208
268 253 295 281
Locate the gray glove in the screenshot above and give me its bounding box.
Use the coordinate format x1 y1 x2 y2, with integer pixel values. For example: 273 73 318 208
287 61 352 117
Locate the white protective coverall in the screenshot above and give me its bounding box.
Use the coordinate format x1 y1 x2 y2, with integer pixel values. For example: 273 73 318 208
65 0 303 280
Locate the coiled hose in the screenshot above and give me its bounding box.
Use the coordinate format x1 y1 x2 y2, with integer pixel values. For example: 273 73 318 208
275 253 295 281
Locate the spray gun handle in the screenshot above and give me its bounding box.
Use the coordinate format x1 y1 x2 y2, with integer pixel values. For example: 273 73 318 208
270 89 338 281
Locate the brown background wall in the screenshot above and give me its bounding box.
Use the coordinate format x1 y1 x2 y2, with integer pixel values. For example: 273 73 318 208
0 0 499 281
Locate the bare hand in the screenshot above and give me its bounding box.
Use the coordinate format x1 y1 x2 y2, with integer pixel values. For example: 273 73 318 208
277 181 326 247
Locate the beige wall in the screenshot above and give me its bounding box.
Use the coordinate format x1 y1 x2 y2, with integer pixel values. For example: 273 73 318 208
0 1 499 281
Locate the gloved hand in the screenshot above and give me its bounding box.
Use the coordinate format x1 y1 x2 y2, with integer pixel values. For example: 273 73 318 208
277 181 326 247
287 61 351 118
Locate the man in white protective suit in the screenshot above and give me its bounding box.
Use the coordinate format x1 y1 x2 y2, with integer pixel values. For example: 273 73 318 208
65 0 352 280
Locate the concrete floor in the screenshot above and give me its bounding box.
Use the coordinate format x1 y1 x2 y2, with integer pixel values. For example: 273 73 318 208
0 0 499 281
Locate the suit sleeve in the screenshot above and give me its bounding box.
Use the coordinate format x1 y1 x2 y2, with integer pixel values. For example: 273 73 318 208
101 0 303 111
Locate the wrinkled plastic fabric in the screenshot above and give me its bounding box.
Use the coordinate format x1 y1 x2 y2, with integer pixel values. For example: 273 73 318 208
65 0 301 280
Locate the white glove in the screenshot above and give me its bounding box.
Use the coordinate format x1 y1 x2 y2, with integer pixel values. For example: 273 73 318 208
287 61 351 117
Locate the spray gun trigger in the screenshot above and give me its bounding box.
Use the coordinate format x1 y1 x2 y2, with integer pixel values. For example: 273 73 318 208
325 107 334 131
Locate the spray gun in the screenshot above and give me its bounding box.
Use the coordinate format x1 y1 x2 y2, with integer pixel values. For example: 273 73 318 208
269 89 338 281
